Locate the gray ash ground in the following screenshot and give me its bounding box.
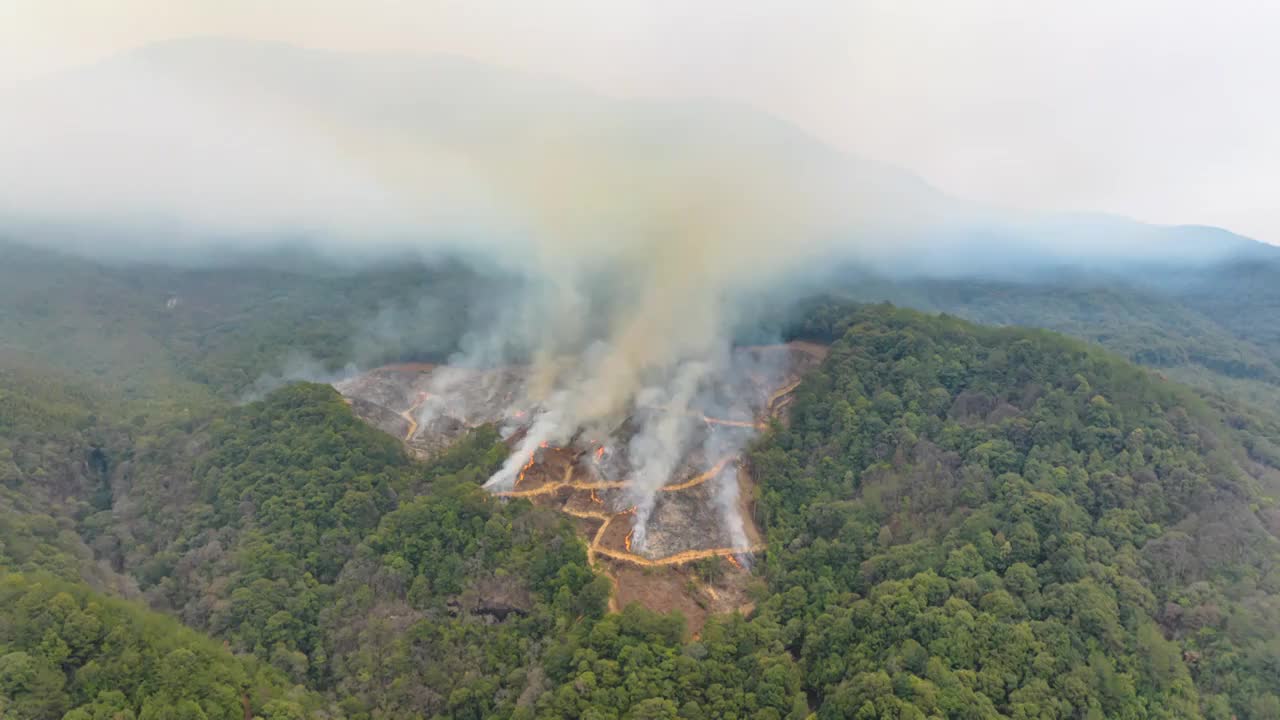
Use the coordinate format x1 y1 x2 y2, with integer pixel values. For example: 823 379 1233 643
334 342 826 561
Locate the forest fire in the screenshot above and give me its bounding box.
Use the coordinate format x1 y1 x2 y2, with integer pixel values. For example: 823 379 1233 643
515 452 536 486
337 341 828 590
701 415 758 429
726 554 744 570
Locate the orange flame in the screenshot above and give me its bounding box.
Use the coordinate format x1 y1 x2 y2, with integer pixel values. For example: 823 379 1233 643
595 446 605 461
539 441 549 448
590 489 603 504
515 452 536 486
726 554 744 570
624 530 634 552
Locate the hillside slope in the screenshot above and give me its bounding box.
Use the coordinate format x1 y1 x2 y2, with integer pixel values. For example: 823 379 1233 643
0 573 331 719
6 238 1280 423
821 258 1280 416
4 286 1280 717
758 303 1280 718
0 240 488 402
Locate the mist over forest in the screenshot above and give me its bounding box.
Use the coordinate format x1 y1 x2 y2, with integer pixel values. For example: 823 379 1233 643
2 31 1279 720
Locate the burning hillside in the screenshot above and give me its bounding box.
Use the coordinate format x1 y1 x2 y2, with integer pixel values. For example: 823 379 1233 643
334 342 825 588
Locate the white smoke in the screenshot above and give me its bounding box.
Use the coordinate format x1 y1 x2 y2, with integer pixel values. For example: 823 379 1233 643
5 39 902 553
484 390 573 489
623 359 711 551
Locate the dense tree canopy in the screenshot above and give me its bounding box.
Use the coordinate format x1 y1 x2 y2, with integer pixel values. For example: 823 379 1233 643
0 572 331 719
753 303 1280 718
4 255 1280 720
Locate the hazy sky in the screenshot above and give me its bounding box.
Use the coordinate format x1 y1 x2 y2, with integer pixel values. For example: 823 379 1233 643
3 0 1277 242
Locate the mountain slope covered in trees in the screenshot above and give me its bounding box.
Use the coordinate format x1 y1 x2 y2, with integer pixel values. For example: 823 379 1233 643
6 237 1280 420
3 258 1280 717
0 572 333 719
0 239 489 406
827 259 1280 415
757 303 1280 718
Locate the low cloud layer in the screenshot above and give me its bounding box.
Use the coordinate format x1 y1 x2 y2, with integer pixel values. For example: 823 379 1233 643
5 2 1277 242
0 40 898 550
0 39 908 428
3 37 1272 552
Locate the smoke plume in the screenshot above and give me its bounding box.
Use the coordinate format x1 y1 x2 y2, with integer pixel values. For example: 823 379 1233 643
8 39 1260 550
0 40 919 552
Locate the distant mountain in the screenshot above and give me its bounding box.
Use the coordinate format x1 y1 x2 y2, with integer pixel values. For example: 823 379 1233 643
1 36 1274 270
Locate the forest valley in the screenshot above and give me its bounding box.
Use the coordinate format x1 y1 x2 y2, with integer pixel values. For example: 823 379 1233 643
1 242 1280 719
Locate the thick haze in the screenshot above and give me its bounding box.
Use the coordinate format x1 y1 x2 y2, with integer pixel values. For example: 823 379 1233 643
3 0 1277 243
3 2 1274 553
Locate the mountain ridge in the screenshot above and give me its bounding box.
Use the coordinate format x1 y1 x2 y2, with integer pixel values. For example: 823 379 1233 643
2 36 1274 269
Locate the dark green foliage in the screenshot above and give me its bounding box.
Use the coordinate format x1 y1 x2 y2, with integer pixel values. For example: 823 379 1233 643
533 606 806 720
753 303 1280 719
108 384 407 682
0 239 491 403
0 572 329 719
141 383 612 717
815 262 1280 416
132 382 802 719
324 476 606 718
196 383 407 584
5 239 1280 719
0 358 172 594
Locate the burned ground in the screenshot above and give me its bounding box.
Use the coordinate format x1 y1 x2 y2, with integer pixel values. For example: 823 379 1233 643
335 341 825 629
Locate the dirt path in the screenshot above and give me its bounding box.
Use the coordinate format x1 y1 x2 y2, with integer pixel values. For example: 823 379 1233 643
495 455 735 498
348 341 826 622
562 506 627 610
484 366 794 585
660 456 735 492
399 409 418 442
701 416 761 429
398 392 431 442
495 478 630 498
527 466 758 575
593 543 765 567
766 378 803 411
488 341 816 606
561 505 618 564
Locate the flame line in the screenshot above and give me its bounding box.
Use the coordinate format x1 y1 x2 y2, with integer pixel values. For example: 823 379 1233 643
398 391 432 442
767 379 803 412
494 455 735 497
701 416 760 429
657 456 735 492
593 544 765 567
515 451 536 486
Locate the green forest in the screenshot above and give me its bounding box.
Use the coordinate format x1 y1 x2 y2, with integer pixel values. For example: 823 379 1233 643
3 246 1280 718
757 304 1280 718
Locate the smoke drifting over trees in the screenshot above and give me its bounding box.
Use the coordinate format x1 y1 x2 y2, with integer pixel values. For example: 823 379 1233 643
1 38 891 547
3 37 1275 548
